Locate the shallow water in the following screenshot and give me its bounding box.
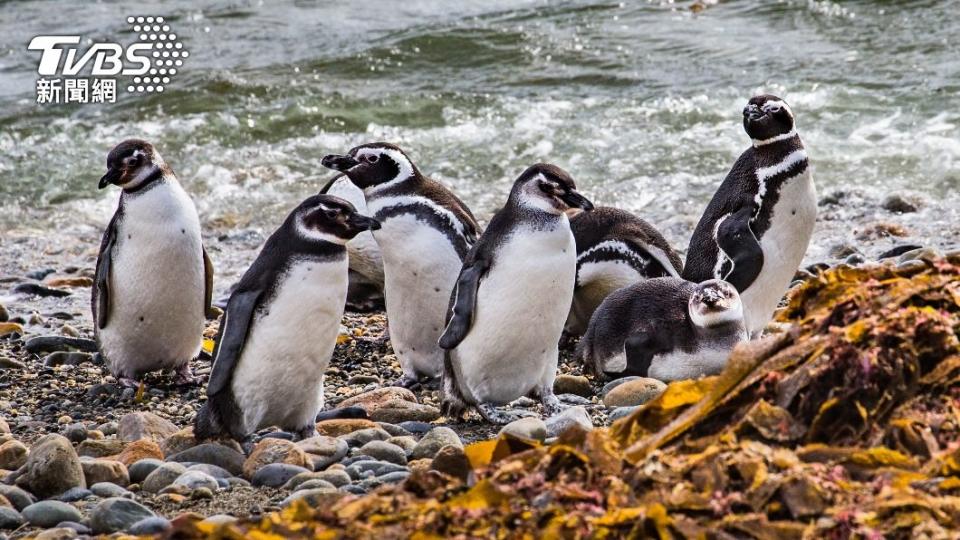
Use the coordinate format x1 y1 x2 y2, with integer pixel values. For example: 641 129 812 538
1 0 958 261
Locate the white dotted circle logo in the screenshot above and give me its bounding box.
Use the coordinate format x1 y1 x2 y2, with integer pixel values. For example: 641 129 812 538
125 16 188 94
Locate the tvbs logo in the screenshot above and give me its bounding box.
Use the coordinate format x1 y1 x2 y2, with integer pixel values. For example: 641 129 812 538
28 16 188 104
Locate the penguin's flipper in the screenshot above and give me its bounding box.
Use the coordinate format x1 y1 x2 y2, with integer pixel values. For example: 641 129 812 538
438 258 489 350
716 205 764 292
93 212 121 330
206 289 261 397
203 246 215 318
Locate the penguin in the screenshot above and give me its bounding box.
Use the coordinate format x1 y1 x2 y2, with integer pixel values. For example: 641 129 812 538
194 194 380 442
319 174 385 311
93 139 214 387
577 278 748 381
322 143 480 387
683 94 816 337
438 164 594 424
566 207 684 336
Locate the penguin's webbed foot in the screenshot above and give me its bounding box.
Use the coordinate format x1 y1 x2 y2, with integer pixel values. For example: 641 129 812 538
540 392 567 418
392 374 424 390
174 363 201 386
476 403 536 425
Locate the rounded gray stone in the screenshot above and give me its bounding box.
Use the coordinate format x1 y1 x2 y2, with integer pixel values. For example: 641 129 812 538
90 497 156 534
22 500 83 528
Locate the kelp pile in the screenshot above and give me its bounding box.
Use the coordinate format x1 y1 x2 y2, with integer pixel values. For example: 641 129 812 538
162 258 960 539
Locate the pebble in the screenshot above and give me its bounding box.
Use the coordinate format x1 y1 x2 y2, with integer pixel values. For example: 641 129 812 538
15 434 85 499
545 406 594 437
315 419 378 437
22 501 83 528
62 423 88 443
553 374 593 397
251 463 311 488
90 482 131 498
77 438 125 458
12 283 71 297
877 244 923 260
0 304 7 323
315 407 369 422
128 458 164 483
0 440 28 470
142 462 188 493
118 411 179 442
89 497 156 534
186 463 234 479
23 336 97 354
608 406 640 422
160 427 196 457
281 487 340 507
297 436 349 471
898 247 941 264
128 516 172 535
200 514 238 526
411 427 462 460
377 422 413 437
498 417 547 442
370 402 442 423
81 459 129 486
337 387 417 413
386 435 417 453
0 486 34 511
42 352 93 368
359 441 407 465
342 427 391 448
167 443 245 476
57 487 93 502
172 470 220 492
114 439 164 466
243 439 312 478
430 445 471 481
881 193 920 213
602 378 667 408
397 421 433 435
0 507 23 529
53 522 90 535
371 470 410 485
293 479 336 492
33 528 78 540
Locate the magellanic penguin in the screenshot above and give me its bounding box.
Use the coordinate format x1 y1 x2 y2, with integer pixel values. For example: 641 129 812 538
577 278 748 381
322 143 480 387
438 164 594 424
566 207 684 336
319 174 385 311
683 94 816 337
93 139 214 387
194 195 380 443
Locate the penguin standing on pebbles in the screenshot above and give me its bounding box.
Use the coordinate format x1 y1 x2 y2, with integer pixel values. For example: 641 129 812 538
683 95 816 337
322 143 479 387
566 207 683 336
438 164 594 424
93 139 214 387
194 195 380 443
577 278 747 381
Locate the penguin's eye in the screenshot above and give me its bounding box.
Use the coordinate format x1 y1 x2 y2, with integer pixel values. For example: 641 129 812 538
765 105 781 114
365 154 379 164
122 155 140 167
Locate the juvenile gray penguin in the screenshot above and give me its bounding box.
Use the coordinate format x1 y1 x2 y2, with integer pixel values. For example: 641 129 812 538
322 143 480 387
438 164 594 424
93 139 213 387
683 94 816 337
577 278 748 381
194 194 380 442
566 207 683 336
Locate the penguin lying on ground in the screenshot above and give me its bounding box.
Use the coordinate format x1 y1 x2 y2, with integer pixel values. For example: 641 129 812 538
194 194 379 443
683 94 816 337
438 164 594 424
566 207 683 336
319 174 385 312
93 139 214 387
322 143 480 388
577 278 747 381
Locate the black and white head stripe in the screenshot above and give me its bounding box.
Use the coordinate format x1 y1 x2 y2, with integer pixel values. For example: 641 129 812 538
743 94 797 147
321 142 418 195
294 194 380 245
511 163 592 215
100 138 169 192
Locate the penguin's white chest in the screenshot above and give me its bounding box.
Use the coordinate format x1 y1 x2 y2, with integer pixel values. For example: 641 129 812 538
99 183 205 377
373 213 463 378
231 258 348 433
454 224 576 405
744 169 817 334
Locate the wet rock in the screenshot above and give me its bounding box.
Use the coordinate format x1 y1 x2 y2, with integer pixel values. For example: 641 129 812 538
90 482 130 498
172 470 219 491
24 336 97 354
186 463 234 479
608 406 639 422
251 463 311 488
359 441 407 465
881 193 921 213
242 439 312 478
898 247 941 264
545 406 594 437
0 304 7 323
553 374 593 397
167 443 244 476
57 487 93 502
602 378 667 408
62 423 88 443
159 427 197 457
877 244 923 260
0 441 28 470
89 497 155 534
128 458 164 483
397 421 433 435
0 485 35 510
77 438 125 458
316 406 368 422
315 418 379 437
828 243 860 259
430 445 471 481
15 434 85 498
114 439 163 466
142 462 187 493
12 283 71 297
128 516 172 535
81 459 129 486
22 500 82 528
0 507 24 529
26 268 55 281
118 412 179 443
341 427 391 448
498 417 547 442
411 427 462 460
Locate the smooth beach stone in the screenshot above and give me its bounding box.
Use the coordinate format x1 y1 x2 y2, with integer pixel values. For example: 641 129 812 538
0 507 24 529
498 417 547 442
251 464 311 488
128 516 172 535
358 441 407 465
89 497 156 534
22 500 82 528
410 427 462 460
545 406 593 437
128 458 164 483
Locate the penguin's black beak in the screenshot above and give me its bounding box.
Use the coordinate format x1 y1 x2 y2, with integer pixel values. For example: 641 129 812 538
743 105 764 122
98 168 122 189
560 189 594 211
322 154 360 172
350 213 381 232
